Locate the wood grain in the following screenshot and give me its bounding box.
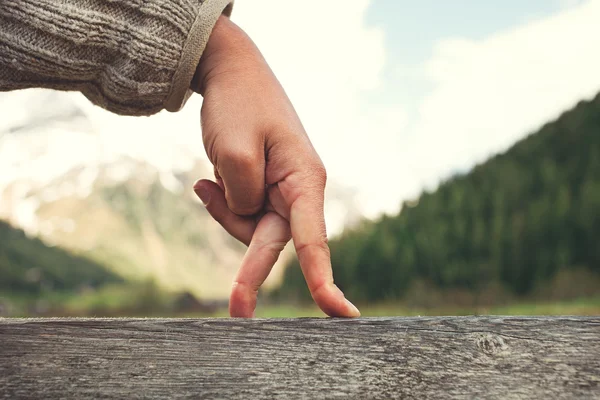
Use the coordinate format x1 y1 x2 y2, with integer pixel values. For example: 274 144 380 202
1 317 599 399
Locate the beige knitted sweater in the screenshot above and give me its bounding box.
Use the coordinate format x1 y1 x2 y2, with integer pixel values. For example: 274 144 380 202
0 0 233 116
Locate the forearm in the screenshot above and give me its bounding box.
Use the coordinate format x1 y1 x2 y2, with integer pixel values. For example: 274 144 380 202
191 15 293 125
0 0 232 116
191 15 264 96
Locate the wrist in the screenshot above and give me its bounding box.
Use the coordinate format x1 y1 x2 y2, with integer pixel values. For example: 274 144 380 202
191 15 261 95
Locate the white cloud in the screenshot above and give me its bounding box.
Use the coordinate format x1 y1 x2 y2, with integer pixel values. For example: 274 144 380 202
233 0 407 217
390 0 600 206
558 0 586 9
1 0 398 232
87 0 399 201
82 0 407 221
4 0 599 228
233 0 600 219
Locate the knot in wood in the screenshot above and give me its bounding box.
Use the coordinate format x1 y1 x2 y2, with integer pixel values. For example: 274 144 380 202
476 334 507 355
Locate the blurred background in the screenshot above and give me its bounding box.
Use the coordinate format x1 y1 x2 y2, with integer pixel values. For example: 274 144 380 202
1 0 600 317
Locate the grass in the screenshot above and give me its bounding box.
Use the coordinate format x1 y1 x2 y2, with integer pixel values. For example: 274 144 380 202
250 296 600 318
3 290 599 318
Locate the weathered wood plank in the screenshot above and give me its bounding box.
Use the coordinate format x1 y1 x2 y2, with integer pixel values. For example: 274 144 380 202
1 317 599 399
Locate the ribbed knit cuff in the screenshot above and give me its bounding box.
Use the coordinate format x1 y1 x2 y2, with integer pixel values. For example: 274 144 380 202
165 0 233 112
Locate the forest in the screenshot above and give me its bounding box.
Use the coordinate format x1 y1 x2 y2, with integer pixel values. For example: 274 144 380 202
278 93 600 306
2 92 600 316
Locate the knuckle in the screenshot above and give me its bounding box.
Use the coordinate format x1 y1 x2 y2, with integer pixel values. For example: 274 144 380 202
229 202 262 216
254 239 289 255
232 280 260 294
296 238 330 259
225 191 263 216
224 147 260 171
310 162 327 185
213 166 222 181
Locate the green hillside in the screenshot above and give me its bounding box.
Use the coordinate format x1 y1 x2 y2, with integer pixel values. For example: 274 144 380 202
280 93 600 304
0 220 122 294
0 220 219 317
25 161 247 299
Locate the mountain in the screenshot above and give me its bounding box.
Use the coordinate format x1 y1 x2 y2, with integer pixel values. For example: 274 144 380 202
0 91 245 298
279 92 600 305
3 158 251 298
0 90 362 300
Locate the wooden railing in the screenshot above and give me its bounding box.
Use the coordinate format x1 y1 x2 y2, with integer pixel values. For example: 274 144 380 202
1 317 599 398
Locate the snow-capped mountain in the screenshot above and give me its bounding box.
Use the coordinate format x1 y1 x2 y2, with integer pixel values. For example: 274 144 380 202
0 89 363 298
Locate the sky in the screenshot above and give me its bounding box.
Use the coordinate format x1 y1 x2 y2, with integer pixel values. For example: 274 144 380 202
232 0 600 218
2 0 600 228
365 0 586 108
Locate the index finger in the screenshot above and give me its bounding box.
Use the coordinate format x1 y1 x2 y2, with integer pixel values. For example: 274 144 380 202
279 173 360 317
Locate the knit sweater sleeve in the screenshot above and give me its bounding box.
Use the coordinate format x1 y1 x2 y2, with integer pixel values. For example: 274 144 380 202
0 0 233 116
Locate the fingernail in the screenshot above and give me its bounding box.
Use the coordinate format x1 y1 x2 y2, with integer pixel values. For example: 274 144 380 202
195 186 210 205
345 299 361 317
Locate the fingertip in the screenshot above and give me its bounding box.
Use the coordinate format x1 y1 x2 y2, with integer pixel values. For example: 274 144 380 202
344 299 361 318
193 179 213 191
193 179 219 205
194 187 211 206
193 179 203 190
229 282 257 318
313 283 361 318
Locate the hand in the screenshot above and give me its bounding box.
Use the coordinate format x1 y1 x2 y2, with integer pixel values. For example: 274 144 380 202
191 16 360 318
